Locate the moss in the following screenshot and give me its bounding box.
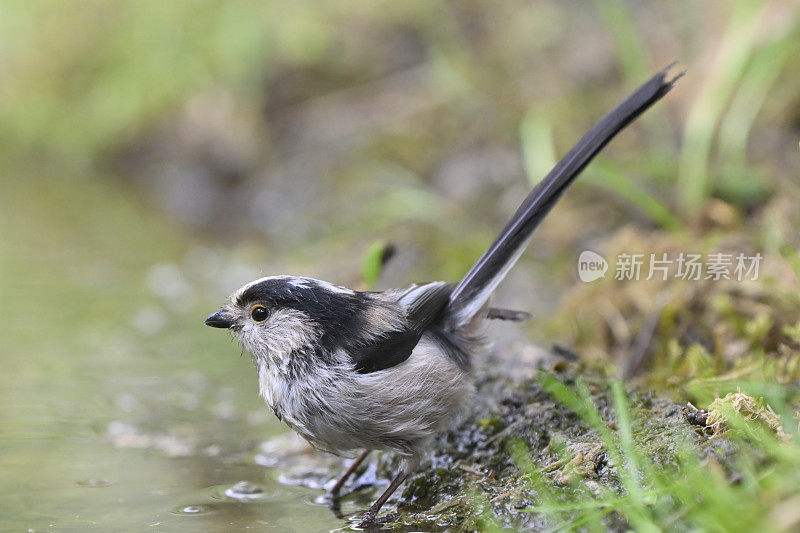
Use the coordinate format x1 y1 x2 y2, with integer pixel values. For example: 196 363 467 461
705 392 787 440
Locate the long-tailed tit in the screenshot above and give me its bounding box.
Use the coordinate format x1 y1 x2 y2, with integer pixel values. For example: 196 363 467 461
205 66 680 526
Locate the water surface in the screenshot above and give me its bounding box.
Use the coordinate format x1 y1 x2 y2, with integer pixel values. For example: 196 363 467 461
0 175 341 531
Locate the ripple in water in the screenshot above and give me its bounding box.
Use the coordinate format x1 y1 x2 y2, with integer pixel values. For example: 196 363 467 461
173 504 212 515
218 480 273 501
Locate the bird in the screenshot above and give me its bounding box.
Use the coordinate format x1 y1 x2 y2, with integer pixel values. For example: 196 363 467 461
205 66 681 526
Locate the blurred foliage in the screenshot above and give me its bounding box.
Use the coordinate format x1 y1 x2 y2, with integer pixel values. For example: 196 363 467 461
550 220 800 400
2 1 798 258
360 240 395 290
678 0 800 219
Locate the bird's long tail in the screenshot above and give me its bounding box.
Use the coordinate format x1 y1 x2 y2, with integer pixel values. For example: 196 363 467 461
444 66 682 331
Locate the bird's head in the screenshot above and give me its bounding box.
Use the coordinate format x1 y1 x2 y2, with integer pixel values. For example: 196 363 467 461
204 276 383 368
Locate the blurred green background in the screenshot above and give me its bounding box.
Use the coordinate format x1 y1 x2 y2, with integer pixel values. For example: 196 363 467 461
1 1 799 530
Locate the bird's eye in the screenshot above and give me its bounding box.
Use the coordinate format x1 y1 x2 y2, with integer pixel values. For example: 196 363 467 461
250 305 270 322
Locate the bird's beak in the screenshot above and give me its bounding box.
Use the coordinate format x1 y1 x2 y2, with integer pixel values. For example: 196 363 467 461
205 309 236 329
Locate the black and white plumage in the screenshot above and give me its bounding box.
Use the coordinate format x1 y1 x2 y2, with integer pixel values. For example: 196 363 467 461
205 67 680 525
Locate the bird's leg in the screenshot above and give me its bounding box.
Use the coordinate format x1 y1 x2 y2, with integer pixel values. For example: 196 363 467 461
358 469 408 526
330 449 371 498
358 456 417 527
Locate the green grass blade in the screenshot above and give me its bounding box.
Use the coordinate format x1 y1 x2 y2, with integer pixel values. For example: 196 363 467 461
677 0 766 218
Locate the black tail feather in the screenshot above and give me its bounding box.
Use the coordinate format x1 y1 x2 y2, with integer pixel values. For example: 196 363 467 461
444 66 682 330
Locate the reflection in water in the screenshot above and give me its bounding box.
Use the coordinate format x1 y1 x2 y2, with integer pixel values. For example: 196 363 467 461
76 478 112 488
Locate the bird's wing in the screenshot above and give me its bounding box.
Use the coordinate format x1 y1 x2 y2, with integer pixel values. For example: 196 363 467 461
350 282 453 374
397 282 454 331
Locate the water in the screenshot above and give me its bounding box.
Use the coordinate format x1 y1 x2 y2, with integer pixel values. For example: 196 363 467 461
0 176 342 531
